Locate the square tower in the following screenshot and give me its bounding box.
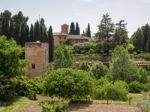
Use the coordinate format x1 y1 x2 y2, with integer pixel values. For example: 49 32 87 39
25 41 49 78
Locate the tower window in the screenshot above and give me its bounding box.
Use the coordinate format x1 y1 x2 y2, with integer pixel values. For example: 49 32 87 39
32 64 35 69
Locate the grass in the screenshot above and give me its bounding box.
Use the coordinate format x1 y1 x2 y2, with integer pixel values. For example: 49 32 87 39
0 97 34 112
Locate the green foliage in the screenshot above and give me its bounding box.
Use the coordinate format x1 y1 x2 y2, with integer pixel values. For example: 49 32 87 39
48 26 54 62
79 61 90 72
129 81 144 93
110 46 140 83
0 36 26 77
43 68 94 99
0 76 38 100
90 61 109 79
54 45 74 69
41 98 69 112
69 22 76 35
96 13 114 40
86 23 91 38
73 42 96 54
94 77 128 102
126 44 135 53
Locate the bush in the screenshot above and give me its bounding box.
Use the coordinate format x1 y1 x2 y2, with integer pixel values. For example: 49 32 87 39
94 77 128 102
0 76 38 100
79 61 90 71
90 61 109 79
129 81 144 93
41 98 69 112
43 68 94 100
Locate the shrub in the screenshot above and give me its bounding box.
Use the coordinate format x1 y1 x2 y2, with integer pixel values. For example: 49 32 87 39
43 68 94 100
41 98 69 112
94 77 128 102
54 45 74 69
90 61 109 79
0 76 38 100
129 81 144 93
79 61 90 71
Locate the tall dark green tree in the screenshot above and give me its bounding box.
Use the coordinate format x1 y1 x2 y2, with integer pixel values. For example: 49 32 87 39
39 18 47 42
12 11 28 45
75 22 80 35
33 20 40 41
9 20 14 38
0 10 12 38
69 22 75 35
30 24 34 42
86 23 91 38
132 28 144 51
48 26 54 62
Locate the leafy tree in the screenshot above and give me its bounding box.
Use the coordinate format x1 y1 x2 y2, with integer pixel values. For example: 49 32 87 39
110 46 140 83
48 26 54 62
75 22 80 35
86 23 91 38
94 77 128 104
90 61 109 79
43 68 94 99
69 22 75 35
54 45 74 69
0 35 26 77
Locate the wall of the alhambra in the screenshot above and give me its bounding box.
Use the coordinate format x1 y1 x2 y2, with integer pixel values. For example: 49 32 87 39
54 36 60 47
25 43 49 78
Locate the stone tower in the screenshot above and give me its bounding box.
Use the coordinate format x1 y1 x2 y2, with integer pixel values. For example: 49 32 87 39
61 24 69 34
25 41 49 78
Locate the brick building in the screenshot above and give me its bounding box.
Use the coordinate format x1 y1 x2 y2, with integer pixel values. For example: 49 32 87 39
25 41 49 78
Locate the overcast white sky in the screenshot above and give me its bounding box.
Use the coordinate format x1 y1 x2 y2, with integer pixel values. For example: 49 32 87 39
0 0 150 36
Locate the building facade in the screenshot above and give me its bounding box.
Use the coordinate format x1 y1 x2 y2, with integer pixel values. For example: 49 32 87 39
25 42 49 78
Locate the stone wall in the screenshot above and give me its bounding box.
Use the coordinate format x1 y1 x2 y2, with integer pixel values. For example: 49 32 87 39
25 42 49 78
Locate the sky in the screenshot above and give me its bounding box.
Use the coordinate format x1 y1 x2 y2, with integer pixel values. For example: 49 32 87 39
0 0 150 37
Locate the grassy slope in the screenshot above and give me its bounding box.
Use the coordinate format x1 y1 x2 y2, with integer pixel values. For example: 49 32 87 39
0 97 34 112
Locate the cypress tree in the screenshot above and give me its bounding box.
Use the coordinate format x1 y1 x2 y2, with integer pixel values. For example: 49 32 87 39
75 22 80 35
34 21 40 41
48 26 54 62
24 25 29 42
69 22 75 35
9 20 14 39
30 24 34 42
86 23 91 37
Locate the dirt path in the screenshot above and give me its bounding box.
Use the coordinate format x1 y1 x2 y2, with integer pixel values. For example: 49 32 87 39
14 96 138 112
68 103 138 112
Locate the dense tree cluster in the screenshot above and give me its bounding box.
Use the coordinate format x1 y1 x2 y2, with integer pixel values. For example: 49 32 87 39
69 22 80 35
131 24 150 52
95 13 129 54
0 10 54 62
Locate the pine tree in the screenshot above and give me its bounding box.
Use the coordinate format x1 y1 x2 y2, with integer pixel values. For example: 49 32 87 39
69 22 75 35
48 26 54 62
30 24 34 42
86 23 91 37
75 22 80 35
96 13 114 40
